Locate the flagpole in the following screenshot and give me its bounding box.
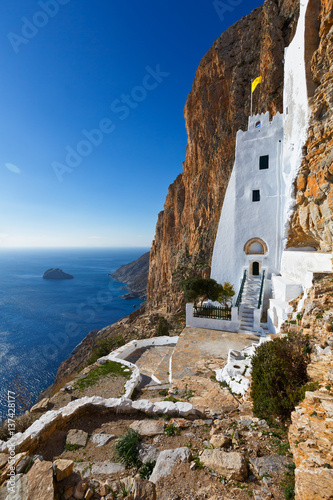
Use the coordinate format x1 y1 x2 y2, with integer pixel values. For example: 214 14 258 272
250 79 253 116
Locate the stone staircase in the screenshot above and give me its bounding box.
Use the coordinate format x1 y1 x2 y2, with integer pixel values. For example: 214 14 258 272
238 275 262 334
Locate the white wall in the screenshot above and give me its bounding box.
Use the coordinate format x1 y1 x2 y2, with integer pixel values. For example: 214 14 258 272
186 304 239 333
281 250 332 286
282 0 311 240
211 112 284 295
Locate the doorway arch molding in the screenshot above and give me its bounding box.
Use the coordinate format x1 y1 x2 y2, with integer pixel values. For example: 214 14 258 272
244 238 268 255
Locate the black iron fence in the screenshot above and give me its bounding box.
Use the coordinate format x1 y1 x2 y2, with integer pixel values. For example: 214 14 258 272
235 270 247 309
193 305 232 320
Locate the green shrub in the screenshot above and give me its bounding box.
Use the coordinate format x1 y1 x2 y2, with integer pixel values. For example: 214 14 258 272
157 317 169 336
76 361 131 391
181 276 223 306
87 336 125 365
115 429 141 468
164 424 180 437
139 460 156 479
64 443 79 452
281 462 296 499
250 333 312 422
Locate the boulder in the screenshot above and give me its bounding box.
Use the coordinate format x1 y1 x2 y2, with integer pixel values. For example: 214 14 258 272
138 444 160 464
53 459 74 481
30 398 51 413
66 429 88 448
295 467 333 500
130 420 164 437
0 454 8 469
0 452 29 487
210 434 232 448
249 456 290 478
131 478 156 499
73 479 89 499
91 462 125 475
27 459 54 500
0 473 28 500
201 450 247 481
84 488 94 500
16 455 31 474
150 447 191 483
91 433 115 447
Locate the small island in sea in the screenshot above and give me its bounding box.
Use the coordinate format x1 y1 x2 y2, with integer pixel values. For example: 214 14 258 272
42 268 74 280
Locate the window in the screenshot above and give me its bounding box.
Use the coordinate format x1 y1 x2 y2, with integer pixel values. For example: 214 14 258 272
252 190 260 202
259 155 269 170
248 242 264 254
255 121 261 129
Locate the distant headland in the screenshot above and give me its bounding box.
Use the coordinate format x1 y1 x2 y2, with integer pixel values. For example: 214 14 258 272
42 268 74 280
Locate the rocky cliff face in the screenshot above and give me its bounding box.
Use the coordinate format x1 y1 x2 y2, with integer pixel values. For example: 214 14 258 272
148 0 300 312
287 273 333 499
111 252 150 300
287 0 333 251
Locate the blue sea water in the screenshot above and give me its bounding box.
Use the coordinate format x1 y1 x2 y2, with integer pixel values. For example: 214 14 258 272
0 247 149 417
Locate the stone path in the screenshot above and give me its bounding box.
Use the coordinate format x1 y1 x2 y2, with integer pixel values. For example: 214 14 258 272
126 344 177 386
171 327 259 379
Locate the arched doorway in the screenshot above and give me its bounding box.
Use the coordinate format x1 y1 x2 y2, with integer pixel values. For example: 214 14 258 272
252 262 260 276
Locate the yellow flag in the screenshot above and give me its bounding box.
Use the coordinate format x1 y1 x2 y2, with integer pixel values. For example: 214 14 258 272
252 76 262 93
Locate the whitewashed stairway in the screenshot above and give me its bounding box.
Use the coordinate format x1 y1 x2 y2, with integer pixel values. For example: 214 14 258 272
238 275 262 333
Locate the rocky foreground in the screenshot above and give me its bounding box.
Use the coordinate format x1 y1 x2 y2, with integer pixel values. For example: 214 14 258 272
0 274 332 499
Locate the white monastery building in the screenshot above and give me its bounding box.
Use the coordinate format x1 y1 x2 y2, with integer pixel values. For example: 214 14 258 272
186 0 332 335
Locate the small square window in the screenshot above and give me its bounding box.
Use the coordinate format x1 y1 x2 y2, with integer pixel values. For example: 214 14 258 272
259 155 269 170
252 190 260 202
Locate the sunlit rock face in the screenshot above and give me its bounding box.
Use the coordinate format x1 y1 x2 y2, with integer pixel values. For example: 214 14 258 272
287 0 333 252
147 0 300 312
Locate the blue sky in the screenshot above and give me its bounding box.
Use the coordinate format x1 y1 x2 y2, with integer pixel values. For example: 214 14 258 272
0 0 263 248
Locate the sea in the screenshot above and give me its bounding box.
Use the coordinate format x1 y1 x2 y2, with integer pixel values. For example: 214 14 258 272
0 247 149 418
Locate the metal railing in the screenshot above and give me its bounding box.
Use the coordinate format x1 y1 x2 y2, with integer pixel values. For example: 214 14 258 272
258 270 266 309
193 305 232 320
235 270 247 309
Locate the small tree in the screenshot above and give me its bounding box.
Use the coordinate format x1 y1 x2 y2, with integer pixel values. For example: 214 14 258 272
218 282 235 307
157 316 169 336
250 333 312 422
181 276 223 306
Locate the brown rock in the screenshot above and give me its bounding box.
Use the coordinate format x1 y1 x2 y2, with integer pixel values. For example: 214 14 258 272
0 452 28 487
53 459 74 482
64 485 75 500
99 483 109 496
30 397 51 413
66 429 88 448
210 434 232 448
26 459 54 500
0 454 8 470
130 420 164 437
200 450 247 481
295 467 333 500
84 488 94 499
74 479 89 499
132 478 156 500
